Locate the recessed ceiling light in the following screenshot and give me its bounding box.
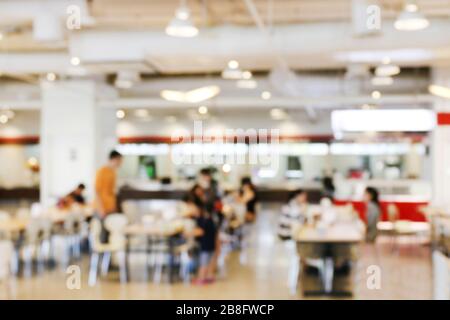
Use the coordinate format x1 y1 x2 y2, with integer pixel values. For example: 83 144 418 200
70 56 81 66
0 114 8 124
222 163 231 173
46 73 56 82
371 91 381 99
242 71 252 80
116 109 125 119
0 33 3 40
261 91 272 100
429 84 450 99
228 60 239 69
198 105 208 114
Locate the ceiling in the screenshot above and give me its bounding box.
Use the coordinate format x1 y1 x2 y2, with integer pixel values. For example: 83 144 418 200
0 0 449 112
89 0 450 27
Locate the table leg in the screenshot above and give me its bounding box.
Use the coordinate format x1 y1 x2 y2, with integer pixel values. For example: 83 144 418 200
324 257 334 294
125 236 130 282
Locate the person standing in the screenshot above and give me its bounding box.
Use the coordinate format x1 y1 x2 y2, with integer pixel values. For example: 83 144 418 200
94 150 123 242
364 187 381 243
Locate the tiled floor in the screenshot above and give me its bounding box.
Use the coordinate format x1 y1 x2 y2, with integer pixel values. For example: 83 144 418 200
0 205 433 300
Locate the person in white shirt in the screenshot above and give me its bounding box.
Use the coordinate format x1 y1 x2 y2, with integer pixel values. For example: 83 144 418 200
278 189 308 241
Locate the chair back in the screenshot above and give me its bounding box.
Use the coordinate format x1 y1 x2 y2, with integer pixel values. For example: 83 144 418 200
64 211 84 234
387 203 399 222
105 214 128 249
89 218 103 251
122 201 140 224
0 240 13 280
25 218 46 244
433 250 450 300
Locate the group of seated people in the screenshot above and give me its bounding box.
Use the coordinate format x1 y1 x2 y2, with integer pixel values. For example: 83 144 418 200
181 168 258 285
56 183 87 210
277 186 381 243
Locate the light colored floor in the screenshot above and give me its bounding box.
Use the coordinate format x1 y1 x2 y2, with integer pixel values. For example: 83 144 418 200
0 205 433 300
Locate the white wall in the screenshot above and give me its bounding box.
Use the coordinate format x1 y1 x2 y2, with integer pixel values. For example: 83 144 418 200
116 111 333 137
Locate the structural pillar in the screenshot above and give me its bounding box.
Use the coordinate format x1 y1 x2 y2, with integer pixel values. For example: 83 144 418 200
431 67 450 207
40 80 117 207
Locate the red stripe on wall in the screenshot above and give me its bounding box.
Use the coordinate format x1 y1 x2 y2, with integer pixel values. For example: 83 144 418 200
437 113 450 126
118 135 335 144
0 136 39 145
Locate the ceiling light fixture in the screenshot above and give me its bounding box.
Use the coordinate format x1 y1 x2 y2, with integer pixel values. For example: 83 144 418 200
46 73 56 82
161 85 220 103
116 109 125 119
222 60 244 80
261 91 272 100
394 3 429 31
198 105 208 114
70 56 81 66
165 1 199 38
0 114 8 124
371 91 381 99
375 56 400 77
228 60 239 69
429 84 450 99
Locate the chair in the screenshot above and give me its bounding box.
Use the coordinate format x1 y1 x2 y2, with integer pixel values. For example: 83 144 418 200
0 240 13 281
0 211 11 240
88 214 128 286
433 250 450 300
122 201 140 224
64 211 84 261
20 217 53 276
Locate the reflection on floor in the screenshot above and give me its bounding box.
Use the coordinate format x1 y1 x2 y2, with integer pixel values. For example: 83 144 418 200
0 205 432 300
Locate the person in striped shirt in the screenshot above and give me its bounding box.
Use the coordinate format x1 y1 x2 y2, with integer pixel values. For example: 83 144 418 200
278 189 308 241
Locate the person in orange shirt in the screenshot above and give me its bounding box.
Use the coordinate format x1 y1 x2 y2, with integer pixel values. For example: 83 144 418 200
95 150 123 242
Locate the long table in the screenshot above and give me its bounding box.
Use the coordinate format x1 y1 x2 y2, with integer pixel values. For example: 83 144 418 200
294 221 364 296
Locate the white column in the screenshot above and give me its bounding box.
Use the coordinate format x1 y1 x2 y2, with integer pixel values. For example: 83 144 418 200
40 80 117 207
431 67 450 207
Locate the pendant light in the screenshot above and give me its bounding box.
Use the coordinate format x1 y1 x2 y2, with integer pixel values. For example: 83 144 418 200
394 2 429 31
165 0 199 38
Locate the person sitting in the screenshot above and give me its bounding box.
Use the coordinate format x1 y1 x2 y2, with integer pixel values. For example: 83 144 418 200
57 183 86 210
364 187 381 243
278 189 308 241
238 177 258 223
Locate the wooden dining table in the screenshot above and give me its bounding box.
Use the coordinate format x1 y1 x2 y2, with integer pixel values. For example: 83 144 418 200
294 220 365 296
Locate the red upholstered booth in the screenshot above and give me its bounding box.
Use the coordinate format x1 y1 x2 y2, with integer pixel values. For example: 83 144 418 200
334 199 428 223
